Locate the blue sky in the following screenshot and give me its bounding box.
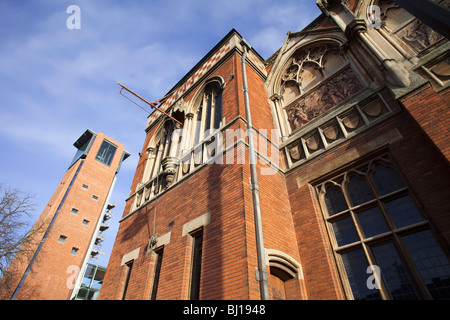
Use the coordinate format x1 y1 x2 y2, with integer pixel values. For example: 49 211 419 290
0 1 321 267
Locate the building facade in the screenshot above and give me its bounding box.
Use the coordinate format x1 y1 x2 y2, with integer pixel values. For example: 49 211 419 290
99 0 450 300
0 130 129 300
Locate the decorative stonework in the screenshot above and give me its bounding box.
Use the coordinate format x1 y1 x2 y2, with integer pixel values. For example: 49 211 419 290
399 19 444 53
285 89 400 168
379 0 445 53
286 66 363 131
281 44 340 97
162 156 178 187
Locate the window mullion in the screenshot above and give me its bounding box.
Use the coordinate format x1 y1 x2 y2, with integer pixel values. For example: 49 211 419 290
361 241 391 300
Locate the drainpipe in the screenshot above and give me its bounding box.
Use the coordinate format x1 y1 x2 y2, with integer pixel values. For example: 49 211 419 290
240 39 269 300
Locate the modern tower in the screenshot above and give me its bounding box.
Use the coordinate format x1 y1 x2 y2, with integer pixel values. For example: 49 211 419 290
1 129 129 300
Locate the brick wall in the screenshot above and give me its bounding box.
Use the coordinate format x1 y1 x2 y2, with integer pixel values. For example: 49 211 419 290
284 97 450 299
400 84 450 161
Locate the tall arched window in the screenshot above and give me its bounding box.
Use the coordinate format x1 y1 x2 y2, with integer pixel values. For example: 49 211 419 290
192 79 223 146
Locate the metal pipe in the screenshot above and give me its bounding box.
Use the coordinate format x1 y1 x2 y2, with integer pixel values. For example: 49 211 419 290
116 82 182 125
240 39 269 300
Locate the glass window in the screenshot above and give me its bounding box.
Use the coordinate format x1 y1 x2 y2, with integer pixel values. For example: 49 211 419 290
122 261 133 300
190 228 203 300
71 208 78 215
71 248 79 256
151 247 164 300
192 80 223 146
372 163 404 196
371 241 419 300
316 155 450 299
214 91 223 130
403 230 450 300
346 174 374 206
95 140 117 167
58 235 66 244
385 195 423 228
331 216 359 247
323 185 347 216
357 207 390 238
341 248 382 300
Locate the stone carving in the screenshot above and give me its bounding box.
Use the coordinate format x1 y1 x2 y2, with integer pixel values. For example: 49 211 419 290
430 57 450 82
281 44 338 97
378 0 444 53
288 143 303 161
323 122 340 141
400 19 443 53
287 66 363 131
161 156 178 187
172 97 188 113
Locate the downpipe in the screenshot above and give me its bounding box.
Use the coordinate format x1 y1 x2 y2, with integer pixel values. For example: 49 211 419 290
240 39 269 300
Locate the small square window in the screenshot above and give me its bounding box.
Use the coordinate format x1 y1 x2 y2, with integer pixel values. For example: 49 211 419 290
82 219 89 226
82 184 89 190
71 248 79 256
71 208 79 215
92 195 98 201
58 235 67 244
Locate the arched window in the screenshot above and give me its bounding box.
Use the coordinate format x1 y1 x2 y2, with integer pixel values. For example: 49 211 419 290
266 250 303 300
138 111 185 205
192 79 223 146
315 155 450 300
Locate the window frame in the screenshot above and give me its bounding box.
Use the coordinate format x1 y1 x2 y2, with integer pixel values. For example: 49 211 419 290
314 153 449 300
95 139 118 167
189 227 204 300
191 78 224 148
150 246 164 300
121 260 134 300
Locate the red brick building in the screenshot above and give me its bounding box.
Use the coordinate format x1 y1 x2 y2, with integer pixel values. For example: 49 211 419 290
99 0 450 300
0 130 129 300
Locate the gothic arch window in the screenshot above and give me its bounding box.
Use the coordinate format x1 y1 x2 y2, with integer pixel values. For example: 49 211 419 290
191 77 224 147
140 111 185 198
275 41 364 133
315 154 450 300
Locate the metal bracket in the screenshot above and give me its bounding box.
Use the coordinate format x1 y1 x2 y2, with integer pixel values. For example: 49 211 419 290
255 269 268 282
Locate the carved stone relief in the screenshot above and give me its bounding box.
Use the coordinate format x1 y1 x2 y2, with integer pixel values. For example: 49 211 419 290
399 19 444 53
378 0 445 53
286 66 363 131
280 44 341 101
285 89 400 166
